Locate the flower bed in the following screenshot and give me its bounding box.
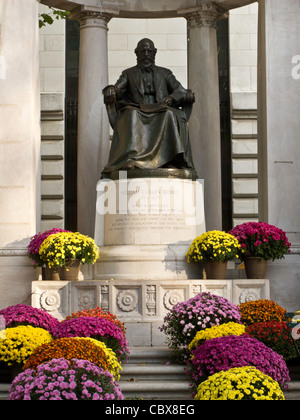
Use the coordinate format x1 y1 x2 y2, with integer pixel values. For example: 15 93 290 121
53 317 129 361
195 367 285 400
0 304 59 335
0 304 128 400
189 334 290 389
239 299 286 326
159 293 292 400
9 358 124 400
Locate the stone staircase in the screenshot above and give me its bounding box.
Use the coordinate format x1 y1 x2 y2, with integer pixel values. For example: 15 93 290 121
118 347 192 400
2 347 297 400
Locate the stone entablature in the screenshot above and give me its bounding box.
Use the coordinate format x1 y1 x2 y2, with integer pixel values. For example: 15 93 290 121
40 0 257 17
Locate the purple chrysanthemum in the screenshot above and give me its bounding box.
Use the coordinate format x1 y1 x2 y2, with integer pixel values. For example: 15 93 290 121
160 292 241 349
53 317 129 360
0 304 59 335
189 334 290 389
9 358 124 400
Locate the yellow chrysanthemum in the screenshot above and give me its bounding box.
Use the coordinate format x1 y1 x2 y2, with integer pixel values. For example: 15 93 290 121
39 232 99 268
188 322 246 352
186 231 242 263
0 325 53 366
195 367 285 401
84 338 122 380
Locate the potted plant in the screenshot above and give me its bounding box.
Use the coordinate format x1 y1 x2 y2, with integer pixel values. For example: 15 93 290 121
186 230 242 279
27 228 70 280
159 292 241 361
229 222 291 279
194 366 285 400
0 325 53 383
9 358 124 400
188 334 290 391
23 337 121 380
53 317 130 362
39 231 99 281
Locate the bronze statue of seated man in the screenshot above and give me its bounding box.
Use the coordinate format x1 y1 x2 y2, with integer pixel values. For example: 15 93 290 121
102 38 195 174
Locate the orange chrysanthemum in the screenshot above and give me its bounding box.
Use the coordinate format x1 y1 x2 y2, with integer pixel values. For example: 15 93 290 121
239 299 286 326
23 337 109 371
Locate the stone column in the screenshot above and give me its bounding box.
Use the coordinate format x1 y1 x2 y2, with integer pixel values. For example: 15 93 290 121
71 6 114 237
182 4 226 231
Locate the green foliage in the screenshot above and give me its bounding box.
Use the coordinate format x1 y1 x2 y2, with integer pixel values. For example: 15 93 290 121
39 7 70 29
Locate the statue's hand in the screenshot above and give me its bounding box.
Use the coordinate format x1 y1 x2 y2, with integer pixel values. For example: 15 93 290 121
162 96 174 106
103 85 117 105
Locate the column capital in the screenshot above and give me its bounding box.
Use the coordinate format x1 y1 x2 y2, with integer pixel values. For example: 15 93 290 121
70 5 118 29
180 3 228 28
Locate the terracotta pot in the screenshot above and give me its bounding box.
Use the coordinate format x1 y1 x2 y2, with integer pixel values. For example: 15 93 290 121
58 259 81 281
204 261 228 280
244 257 267 279
44 266 60 281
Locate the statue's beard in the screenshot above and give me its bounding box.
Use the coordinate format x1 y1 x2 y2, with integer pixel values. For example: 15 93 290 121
137 57 155 70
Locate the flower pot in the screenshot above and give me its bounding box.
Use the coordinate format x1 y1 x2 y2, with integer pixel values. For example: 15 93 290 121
44 266 60 281
244 257 267 279
58 259 81 281
204 261 228 280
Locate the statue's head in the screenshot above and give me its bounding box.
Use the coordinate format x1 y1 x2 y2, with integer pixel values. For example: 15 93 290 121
135 38 157 69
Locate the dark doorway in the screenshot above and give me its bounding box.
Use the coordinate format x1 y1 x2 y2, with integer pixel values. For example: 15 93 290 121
65 19 79 231
217 18 233 231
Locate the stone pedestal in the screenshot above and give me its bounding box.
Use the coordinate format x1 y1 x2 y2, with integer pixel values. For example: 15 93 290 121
95 174 205 246
29 172 271 347
94 174 205 281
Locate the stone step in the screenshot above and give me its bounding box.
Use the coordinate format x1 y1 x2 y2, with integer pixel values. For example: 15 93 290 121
284 382 300 400
118 380 192 400
0 384 10 401
118 347 192 400
126 346 174 364
3 379 298 400
120 363 187 381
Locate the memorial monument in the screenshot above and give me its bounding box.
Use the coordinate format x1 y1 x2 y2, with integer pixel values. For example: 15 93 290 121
31 5 270 346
